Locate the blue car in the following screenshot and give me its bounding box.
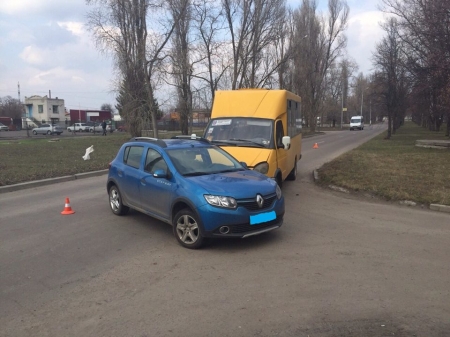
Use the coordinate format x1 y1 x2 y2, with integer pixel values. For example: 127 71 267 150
107 135 285 249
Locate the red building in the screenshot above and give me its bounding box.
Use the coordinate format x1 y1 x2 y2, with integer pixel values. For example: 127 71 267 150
69 109 112 123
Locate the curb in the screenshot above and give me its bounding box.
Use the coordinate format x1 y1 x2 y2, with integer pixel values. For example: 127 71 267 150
312 170 450 214
0 169 108 194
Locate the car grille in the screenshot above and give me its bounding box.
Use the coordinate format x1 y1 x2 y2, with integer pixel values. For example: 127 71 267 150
213 217 282 234
237 194 277 211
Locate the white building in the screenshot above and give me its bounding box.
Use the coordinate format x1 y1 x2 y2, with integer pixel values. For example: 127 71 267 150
24 95 66 124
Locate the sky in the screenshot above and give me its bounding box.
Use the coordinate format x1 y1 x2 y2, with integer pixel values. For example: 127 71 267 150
0 0 386 112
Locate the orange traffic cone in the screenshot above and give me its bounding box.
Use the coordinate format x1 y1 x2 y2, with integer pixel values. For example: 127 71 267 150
61 197 75 215
313 143 319 149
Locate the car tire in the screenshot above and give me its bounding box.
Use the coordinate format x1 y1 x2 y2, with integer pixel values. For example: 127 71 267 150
47 130 51 135
32 130 37 135
286 160 297 181
173 208 205 249
109 185 129 215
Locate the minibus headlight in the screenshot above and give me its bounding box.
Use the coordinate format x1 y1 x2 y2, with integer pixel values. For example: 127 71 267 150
254 162 269 174
204 195 237 209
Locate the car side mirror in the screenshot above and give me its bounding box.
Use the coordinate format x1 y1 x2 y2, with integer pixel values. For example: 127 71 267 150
240 162 248 169
153 169 167 178
282 136 291 150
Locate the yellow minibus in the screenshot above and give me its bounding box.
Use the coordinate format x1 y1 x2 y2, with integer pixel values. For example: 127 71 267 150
204 89 302 187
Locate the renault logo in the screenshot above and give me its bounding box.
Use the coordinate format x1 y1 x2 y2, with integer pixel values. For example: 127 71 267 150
256 194 264 208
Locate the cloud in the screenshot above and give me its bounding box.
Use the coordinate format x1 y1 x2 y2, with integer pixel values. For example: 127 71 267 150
0 0 87 19
347 10 386 74
19 46 44 66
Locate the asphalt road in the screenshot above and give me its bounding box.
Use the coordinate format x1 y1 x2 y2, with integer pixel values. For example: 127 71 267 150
1 124 449 337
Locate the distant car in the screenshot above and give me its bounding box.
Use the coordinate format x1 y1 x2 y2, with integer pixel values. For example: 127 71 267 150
89 123 103 133
117 125 127 132
350 116 364 131
89 123 113 133
67 123 89 132
107 135 285 249
32 124 63 135
0 122 9 131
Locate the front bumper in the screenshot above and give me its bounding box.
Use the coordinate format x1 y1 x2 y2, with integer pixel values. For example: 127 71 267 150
197 197 285 238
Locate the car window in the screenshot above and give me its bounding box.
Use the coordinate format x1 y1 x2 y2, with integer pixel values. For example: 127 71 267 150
144 148 168 174
167 147 242 176
275 120 284 148
123 146 144 169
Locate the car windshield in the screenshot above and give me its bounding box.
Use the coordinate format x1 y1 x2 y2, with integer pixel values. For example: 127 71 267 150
166 146 245 176
351 117 361 123
204 118 272 148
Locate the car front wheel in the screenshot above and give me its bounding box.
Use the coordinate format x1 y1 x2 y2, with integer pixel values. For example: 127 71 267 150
109 185 129 215
32 130 37 135
173 209 205 249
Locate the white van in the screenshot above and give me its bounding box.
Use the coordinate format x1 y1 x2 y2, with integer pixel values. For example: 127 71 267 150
349 116 364 131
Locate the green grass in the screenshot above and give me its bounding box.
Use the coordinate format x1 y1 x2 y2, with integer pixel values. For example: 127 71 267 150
0 130 203 186
1 123 449 206
316 122 450 206
0 134 130 186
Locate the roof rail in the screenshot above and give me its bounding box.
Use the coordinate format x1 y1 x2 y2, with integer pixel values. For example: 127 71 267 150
130 137 167 147
171 134 210 144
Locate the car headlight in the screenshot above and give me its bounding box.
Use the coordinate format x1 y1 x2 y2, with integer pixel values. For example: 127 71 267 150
253 162 269 174
204 195 237 209
276 184 282 199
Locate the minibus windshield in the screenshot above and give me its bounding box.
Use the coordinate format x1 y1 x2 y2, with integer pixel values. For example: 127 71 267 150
205 118 273 148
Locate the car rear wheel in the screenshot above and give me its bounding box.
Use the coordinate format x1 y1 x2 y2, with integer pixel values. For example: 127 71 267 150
32 130 37 135
173 209 205 249
109 185 129 215
47 130 51 135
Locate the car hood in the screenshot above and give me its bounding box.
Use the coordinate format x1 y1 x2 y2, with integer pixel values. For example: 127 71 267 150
187 170 277 197
216 147 270 168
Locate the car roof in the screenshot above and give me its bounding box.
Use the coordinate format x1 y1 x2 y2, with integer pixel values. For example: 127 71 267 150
128 135 211 150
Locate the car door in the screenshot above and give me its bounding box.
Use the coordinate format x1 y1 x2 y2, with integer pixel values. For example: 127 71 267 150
275 119 288 179
139 148 175 221
42 124 50 134
119 145 145 208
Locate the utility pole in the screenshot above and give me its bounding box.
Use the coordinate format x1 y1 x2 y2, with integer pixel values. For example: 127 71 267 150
360 90 364 116
341 91 343 129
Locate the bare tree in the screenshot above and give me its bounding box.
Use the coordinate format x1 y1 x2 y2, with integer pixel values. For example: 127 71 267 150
222 0 288 89
292 0 349 132
191 0 229 105
380 0 450 136
0 96 24 118
86 0 183 137
100 103 115 114
168 0 192 135
372 17 409 139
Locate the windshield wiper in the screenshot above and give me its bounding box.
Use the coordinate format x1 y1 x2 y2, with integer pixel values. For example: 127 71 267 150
210 140 238 146
183 172 211 177
217 168 245 173
229 139 265 148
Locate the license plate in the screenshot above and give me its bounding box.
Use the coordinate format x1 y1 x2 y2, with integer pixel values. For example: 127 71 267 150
250 211 276 225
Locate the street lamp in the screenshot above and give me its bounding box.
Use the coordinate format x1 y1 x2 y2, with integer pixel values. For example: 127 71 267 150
361 87 370 121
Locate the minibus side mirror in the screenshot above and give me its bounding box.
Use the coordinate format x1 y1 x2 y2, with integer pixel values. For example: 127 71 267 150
282 136 291 150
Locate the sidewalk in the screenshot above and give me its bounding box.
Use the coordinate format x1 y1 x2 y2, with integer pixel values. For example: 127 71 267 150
0 169 108 193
